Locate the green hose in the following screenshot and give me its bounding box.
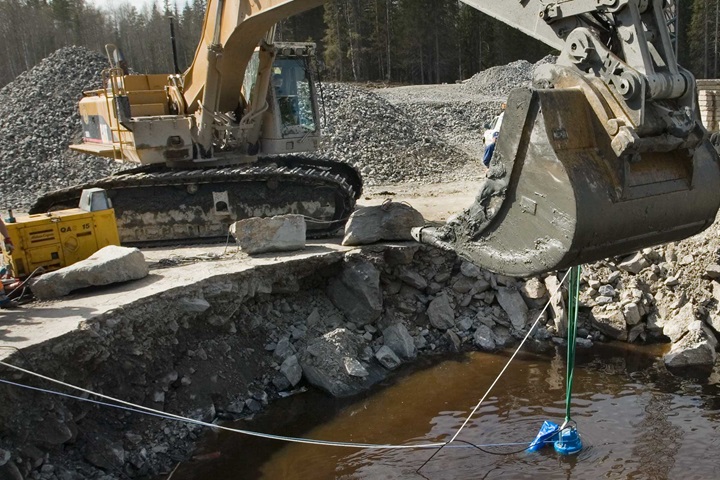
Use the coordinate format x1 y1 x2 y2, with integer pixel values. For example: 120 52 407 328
565 265 581 424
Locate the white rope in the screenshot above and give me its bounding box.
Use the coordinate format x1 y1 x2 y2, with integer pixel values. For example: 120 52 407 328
447 268 572 444
0 360 444 450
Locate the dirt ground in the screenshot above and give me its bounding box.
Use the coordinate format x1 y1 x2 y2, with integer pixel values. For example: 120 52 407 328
360 178 484 223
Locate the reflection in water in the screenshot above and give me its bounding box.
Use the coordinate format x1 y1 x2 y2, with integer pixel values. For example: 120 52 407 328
170 344 720 480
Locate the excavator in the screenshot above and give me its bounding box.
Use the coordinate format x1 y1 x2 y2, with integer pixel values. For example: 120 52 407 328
31 0 720 278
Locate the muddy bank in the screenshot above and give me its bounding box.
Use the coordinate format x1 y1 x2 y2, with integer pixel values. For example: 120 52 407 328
0 243 676 479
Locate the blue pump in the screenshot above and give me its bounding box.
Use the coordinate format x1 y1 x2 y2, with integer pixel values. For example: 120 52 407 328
553 426 583 455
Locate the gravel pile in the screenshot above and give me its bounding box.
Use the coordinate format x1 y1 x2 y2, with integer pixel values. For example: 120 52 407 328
0 46 122 211
375 56 557 159
314 83 476 185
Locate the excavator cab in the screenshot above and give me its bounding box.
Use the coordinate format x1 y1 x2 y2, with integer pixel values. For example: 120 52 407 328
261 43 321 153
414 0 720 277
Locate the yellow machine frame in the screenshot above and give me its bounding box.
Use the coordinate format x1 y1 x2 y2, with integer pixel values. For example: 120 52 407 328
2 208 120 277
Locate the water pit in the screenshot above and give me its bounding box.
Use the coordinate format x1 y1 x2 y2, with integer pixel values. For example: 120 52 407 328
0 241 712 479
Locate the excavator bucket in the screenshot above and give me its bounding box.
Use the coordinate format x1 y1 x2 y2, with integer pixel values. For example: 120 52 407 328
414 87 720 277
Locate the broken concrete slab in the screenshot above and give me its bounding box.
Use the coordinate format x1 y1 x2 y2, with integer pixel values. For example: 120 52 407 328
230 214 306 254
342 202 425 246
30 245 148 300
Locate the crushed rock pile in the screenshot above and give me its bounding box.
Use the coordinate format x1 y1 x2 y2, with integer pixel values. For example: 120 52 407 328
461 56 555 98
375 56 557 159
0 46 122 211
313 83 475 185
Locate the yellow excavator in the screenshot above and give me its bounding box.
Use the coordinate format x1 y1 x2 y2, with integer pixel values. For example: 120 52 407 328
31 0 720 278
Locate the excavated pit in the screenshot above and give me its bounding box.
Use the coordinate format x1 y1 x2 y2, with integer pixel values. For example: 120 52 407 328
1 242 553 479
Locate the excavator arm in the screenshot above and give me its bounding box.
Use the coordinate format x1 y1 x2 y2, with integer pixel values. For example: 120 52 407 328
413 0 720 276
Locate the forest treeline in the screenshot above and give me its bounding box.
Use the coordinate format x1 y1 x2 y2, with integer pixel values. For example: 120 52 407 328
0 0 715 91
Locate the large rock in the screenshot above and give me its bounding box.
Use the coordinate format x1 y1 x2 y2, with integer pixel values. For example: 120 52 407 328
299 328 382 397
383 323 417 359
663 303 696 343
229 214 306 254
342 203 425 246
591 308 628 341
496 287 529 330
327 258 383 325
83 436 125 471
375 345 402 370
618 252 649 274
30 245 148 299
663 321 718 369
280 355 303 387
474 324 496 350
427 293 455 330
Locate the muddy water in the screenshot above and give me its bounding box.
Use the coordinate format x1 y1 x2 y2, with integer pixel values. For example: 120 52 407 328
171 344 720 479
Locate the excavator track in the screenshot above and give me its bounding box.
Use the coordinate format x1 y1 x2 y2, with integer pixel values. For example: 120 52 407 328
30 156 362 246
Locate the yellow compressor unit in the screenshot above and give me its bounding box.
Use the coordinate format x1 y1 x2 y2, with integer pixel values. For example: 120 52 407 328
2 188 120 277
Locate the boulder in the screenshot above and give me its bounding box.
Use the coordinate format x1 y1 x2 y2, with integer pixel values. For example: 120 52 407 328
427 293 455 330
327 258 383 325
229 214 306 254
520 277 547 308
618 252 649 274
30 245 148 299
83 436 125 471
622 302 642 326
382 324 417 359
397 269 428 290
496 287 529 330
299 328 382 397
663 302 696 343
591 309 628 341
460 261 483 278
474 324 496 350
492 325 512 347
704 264 720 279
663 321 718 369
342 202 425 246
